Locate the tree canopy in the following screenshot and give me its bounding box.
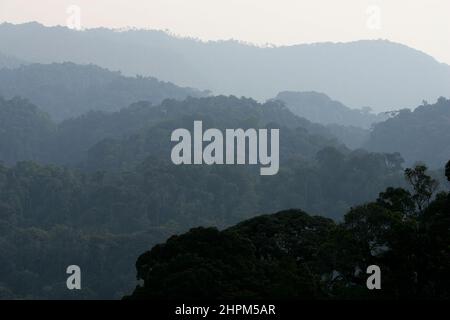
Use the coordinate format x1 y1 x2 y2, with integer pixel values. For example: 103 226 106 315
127 164 450 299
365 97 450 168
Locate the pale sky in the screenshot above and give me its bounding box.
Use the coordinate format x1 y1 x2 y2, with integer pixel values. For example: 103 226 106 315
1 0 449 64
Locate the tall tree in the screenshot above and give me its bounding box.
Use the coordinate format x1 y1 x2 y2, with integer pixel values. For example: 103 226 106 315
404 165 439 213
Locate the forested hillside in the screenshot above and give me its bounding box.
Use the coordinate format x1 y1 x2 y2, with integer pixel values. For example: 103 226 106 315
0 97 55 165
365 97 450 168
0 95 336 166
127 165 450 299
0 62 207 121
2 23 450 111
0 92 424 299
81 96 339 170
0 94 411 220
0 147 412 299
274 91 387 128
0 22 448 301
1 88 449 299
274 91 386 148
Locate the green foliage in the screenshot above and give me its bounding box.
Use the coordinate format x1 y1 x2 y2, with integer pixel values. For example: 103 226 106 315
0 95 418 299
366 97 450 168
0 95 338 166
127 165 450 300
377 187 415 216
0 150 409 298
0 95 406 221
404 164 439 213
1 92 447 300
128 211 334 299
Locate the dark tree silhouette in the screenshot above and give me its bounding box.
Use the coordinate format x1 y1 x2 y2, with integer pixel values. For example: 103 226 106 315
404 165 439 213
446 160 450 182
126 165 450 300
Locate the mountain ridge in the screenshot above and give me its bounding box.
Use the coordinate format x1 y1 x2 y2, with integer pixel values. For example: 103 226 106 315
2 22 449 112
274 91 387 129
0 61 207 121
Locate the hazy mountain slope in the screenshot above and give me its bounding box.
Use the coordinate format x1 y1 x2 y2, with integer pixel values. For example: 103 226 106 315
63 96 340 166
0 62 207 121
365 97 450 168
82 96 341 170
326 124 370 149
0 52 26 69
0 95 340 166
1 22 450 111
0 97 55 165
274 91 387 129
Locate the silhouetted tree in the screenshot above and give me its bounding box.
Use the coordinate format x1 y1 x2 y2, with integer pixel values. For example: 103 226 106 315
404 165 439 213
445 160 450 182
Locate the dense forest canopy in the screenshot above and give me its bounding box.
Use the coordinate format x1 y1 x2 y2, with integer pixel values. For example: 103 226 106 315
0 94 416 220
1 92 439 299
0 86 449 300
0 94 337 166
127 165 450 299
0 62 207 121
0 96 55 165
0 24 449 301
365 97 450 168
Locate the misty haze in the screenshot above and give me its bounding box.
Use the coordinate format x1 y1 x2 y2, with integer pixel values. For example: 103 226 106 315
0 1 449 306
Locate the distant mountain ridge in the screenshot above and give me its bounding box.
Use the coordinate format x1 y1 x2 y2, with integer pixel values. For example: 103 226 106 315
274 91 387 129
1 22 449 112
0 62 207 121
